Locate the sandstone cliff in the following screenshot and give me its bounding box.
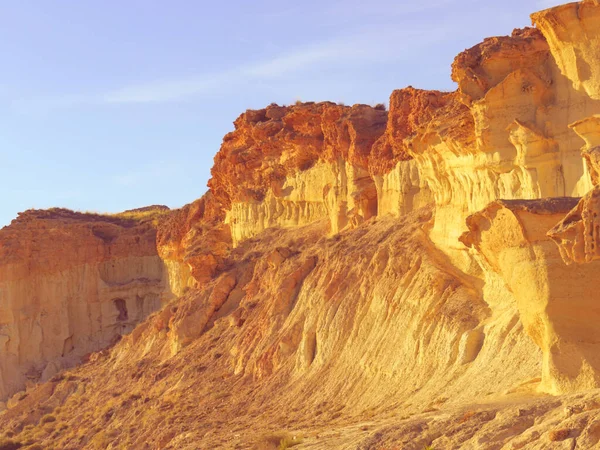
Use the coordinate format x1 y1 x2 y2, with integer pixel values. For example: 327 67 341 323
208 102 387 244
2 1 600 449
0 208 178 402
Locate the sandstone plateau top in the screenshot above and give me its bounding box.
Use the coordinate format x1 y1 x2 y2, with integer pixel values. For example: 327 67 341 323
2 1 600 449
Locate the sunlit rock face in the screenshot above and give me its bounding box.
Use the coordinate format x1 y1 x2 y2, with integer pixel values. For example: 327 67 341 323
373 159 431 216
547 114 600 265
532 0 600 101
0 209 176 400
570 114 600 187
156 193 231 285
450 12 600 393
6 2 600 447
461 198 600 394
208 102 388 245
207 24 600 260
94 210 542 431
414 26 600 263
160 6 600 397
224 160 377 244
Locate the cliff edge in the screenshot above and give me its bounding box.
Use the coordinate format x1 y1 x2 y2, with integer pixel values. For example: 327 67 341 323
2 1 600 449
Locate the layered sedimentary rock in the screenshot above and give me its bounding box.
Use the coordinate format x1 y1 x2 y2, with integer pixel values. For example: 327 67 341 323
532 0 600 100
3 1 600 448
547 114 600 264
208 102 388 245
156 192 231 286
548 187 600 263
208 24 600 263
0 209 176 400
372 159 431 216
0 211 544 449
461 198 600 394
419 26 599 264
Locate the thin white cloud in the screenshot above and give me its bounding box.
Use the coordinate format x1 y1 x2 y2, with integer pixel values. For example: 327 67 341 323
100 26 445 105
102 74 235 104
244 47 337 79
12 21 453 110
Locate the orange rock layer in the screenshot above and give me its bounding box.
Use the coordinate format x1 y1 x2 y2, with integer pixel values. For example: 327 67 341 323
0 208 177 401
2 2 600 448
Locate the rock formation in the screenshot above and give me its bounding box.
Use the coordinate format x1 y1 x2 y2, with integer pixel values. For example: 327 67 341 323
461 198 600 394
0 208 178 401
3 1 600 448
532 0 600 100
208 102 387 245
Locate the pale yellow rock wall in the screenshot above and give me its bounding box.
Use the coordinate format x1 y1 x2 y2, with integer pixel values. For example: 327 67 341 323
0 255 179 400
533 0 600 100
157 212 542 415
462 199 600 394
420 57 599 267
373 159 432 217
225 160 380 245
162 258 194 297
224 32 600 256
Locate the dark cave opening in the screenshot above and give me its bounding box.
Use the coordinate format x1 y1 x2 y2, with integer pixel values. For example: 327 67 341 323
114 298 129 322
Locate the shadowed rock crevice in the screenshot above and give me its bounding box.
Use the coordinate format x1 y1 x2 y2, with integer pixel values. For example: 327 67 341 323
114 299 129 322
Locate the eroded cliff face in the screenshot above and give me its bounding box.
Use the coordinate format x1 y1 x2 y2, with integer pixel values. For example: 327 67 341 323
0 210 545 449
208 102 387 245
421 25 600 265
207 24 600 265
461 198 600 394
156 192 231 286
3 1 600 449
0 209 178 401
532 0 600 101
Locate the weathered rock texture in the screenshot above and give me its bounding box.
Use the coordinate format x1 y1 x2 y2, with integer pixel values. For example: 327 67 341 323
3 1 600 449
0 212 544 449
532 0 600 100
156 192 231 286
461 198 600 394
0 209 177 400
209 102 387 245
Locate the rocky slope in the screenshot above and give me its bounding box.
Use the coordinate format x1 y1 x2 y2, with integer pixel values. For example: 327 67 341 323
2 1 600 449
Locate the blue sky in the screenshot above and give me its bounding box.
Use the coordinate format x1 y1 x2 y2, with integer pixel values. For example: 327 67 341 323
0 0 564 226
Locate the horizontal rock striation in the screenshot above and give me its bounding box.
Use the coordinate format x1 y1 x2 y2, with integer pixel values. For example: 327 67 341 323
208 102 388 245
0 209 178 400
3 1 600 448
205 23 600 261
